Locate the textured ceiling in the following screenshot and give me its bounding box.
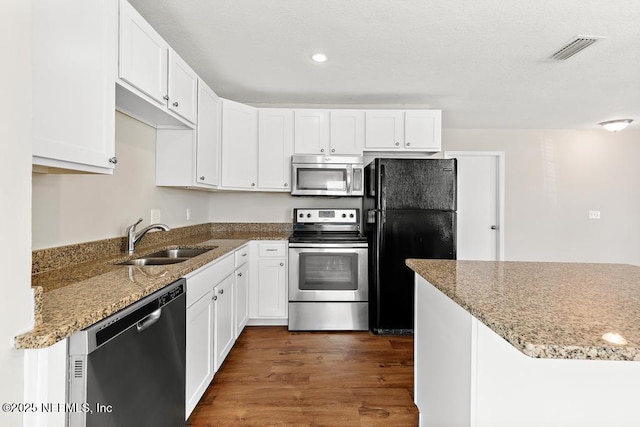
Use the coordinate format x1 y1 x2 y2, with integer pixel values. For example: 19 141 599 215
128 0 640 129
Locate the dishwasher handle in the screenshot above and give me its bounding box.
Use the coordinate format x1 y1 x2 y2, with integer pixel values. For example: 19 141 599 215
136 308 162 333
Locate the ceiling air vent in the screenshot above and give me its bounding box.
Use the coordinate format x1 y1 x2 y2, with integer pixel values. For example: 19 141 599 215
548 35 605 61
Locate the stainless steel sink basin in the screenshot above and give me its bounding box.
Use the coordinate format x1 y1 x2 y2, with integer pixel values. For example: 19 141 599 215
144 248 213 258
116 247 215 266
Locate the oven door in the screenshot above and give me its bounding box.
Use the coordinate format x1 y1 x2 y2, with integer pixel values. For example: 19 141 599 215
289 245 368 302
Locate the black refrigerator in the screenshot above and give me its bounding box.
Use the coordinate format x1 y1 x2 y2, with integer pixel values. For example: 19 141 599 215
363 158 457 334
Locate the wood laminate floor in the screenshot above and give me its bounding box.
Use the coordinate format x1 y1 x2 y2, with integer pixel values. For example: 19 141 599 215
186 326 418 427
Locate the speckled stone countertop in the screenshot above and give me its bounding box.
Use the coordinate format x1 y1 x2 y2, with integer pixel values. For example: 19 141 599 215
406 259 640 361
16 223 291 349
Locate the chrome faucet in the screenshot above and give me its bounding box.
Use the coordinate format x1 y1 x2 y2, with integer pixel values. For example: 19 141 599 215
126 218 170 255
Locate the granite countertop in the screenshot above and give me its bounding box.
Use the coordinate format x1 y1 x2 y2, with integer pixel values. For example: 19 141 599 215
16 224 290 349
406 259 640 361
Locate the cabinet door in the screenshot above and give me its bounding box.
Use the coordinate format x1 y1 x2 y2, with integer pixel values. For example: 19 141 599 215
258 109 293 190
330 110 364 155
32 0 117 174
234 263 250 338
196 82 221 187
185 291 214 419
364 111 404 149
118 0 168 105
221 99 258 189
214 274 235 371
294 110 329 154
168 49 198 124
404 110 442 150
256 258 288 318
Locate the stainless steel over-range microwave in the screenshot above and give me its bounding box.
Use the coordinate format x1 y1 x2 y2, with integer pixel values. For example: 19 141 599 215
290 155 364 197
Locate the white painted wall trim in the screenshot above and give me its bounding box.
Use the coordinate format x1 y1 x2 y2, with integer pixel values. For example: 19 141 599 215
444 151 506 261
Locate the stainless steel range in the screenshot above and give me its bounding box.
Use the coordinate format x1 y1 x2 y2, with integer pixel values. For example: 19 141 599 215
288 208 369 331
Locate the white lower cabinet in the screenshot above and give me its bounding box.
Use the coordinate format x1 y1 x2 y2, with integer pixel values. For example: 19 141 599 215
184 252 234 419
185 290 214 418
249 241 288 325
234 245 250 338
213 274 235 371
234 262 250 338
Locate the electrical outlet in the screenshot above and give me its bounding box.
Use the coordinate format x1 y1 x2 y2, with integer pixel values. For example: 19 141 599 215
186 208 191 221
588 210 601 220
150 209 161 224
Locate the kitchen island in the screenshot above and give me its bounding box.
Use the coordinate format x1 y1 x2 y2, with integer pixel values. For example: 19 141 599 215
407 259 640 427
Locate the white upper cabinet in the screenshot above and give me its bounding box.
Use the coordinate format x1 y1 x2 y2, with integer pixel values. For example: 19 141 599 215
258 109 294 191
32 0 118 174
196 82 221 187
294 110 329 154
118 0 168 105
155 80 220 190
293 110 364 155
329 110 365 154
404 111 442 150
167 50 198 124
117 0 196 127
221 99 258 189
365 110 441 151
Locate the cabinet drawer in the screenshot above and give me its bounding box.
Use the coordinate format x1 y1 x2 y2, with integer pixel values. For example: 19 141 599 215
235 245 250 267
185 253 234 306
259 242 287 257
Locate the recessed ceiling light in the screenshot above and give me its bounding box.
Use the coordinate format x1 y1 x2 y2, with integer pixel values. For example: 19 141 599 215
311 53 328 63
599 119 633 132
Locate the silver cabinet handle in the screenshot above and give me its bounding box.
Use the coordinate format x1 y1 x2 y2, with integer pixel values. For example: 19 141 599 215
320 148 325 153
238 272 242 277
284 183 288 187
108 157 118 164
331 148 335 153
200 176 205 180
406 142 411 146
280 262 284 266
242 253 247 257
251 183 256 187
213 295 217 301
173 101 179 107
219 289 224 295
163 95 169 101
491 225 498 230
395 142 400 146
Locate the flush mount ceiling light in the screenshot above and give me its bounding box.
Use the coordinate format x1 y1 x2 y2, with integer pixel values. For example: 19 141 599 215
599 119 634 132
311 53 328 63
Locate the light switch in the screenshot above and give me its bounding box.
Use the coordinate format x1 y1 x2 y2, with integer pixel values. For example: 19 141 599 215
150 209 161 224
588 210 601 220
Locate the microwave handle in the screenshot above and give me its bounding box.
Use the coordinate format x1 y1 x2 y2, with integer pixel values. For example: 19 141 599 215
346 166 352 194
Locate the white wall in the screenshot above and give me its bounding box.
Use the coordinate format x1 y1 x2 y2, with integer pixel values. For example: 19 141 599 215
209 192 361 223
0 0 34 425
32 112 211 250
443 129 640 265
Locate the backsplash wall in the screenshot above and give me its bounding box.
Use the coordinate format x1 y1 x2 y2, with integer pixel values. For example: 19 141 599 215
32 112 211 250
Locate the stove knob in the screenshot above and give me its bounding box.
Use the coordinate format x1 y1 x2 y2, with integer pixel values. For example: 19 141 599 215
342 213 346 218
307 213 312 218
349 213 354 218
299 213 304 218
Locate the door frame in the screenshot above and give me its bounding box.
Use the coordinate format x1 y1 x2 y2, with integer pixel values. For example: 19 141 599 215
444 151 505 261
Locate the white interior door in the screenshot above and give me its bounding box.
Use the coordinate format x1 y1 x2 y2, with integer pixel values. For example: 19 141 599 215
445 151 504 261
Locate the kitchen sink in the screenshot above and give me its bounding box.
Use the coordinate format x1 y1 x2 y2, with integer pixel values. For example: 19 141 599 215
143 248 213 258
116 247 216 266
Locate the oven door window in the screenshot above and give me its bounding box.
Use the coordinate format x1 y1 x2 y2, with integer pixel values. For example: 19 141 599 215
297 168 347 191
298 253 358 291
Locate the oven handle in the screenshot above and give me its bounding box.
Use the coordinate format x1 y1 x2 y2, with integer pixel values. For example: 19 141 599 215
288 242 369 248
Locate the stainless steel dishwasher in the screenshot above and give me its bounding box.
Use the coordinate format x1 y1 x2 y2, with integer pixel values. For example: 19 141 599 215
68 278 186 427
